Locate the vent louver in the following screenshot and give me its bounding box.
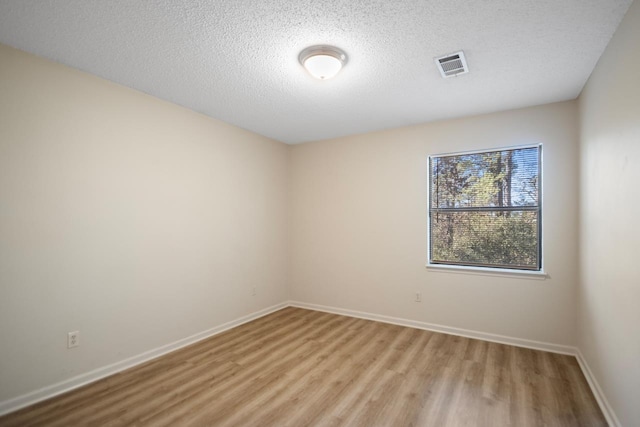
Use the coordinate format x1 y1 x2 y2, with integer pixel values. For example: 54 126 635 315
435 51 469 78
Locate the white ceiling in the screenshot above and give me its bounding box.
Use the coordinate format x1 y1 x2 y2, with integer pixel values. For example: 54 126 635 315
0 0 633 144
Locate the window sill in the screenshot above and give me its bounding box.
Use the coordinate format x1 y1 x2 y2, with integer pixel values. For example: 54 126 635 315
425 264 548 280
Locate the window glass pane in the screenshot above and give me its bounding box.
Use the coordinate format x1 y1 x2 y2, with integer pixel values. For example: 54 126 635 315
429 145 541 270
431 147 539 209
430 210 539 269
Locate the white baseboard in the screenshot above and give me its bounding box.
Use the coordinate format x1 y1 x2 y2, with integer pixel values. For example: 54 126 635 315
575 349 621 427
0 302 288 417
289 301 577 355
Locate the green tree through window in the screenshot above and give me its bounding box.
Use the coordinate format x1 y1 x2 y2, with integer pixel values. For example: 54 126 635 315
428 145 541 270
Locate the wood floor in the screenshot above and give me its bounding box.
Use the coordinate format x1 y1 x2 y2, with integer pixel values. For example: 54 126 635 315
0 307 606 427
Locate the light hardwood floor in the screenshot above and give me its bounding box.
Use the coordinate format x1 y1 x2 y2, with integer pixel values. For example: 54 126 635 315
0 307 606 426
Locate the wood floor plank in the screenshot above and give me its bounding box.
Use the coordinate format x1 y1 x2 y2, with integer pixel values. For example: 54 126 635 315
0 307 607 427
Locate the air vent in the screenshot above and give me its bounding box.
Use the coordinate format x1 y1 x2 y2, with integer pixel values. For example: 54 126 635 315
435 51 469 78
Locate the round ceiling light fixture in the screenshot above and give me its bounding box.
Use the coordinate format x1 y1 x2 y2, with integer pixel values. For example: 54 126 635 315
299 45 348 80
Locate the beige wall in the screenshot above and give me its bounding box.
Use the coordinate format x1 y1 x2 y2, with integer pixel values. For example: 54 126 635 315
578 0 640 425
0 44 289 401
290 101 580 346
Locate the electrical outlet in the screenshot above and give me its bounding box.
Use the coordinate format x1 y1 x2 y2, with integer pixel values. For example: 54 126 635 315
252 286 256 296
415 292 422 302
68 331 79 348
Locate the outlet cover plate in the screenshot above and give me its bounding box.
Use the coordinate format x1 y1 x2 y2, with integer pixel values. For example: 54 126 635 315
68 331 79 348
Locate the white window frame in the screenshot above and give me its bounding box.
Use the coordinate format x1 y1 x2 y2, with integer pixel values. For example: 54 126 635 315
426 143 546 278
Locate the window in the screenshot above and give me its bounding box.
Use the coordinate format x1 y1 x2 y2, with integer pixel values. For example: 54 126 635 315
428 145 541 271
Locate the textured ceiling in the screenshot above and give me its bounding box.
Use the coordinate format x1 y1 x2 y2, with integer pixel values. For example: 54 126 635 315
0 0 633 144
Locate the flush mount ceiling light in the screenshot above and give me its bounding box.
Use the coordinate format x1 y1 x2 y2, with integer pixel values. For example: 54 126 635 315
299 45 348 80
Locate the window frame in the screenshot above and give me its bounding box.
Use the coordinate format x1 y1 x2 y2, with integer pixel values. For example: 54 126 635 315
426 143 545 276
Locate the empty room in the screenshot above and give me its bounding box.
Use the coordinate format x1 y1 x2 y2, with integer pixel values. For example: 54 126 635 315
0 1 638 426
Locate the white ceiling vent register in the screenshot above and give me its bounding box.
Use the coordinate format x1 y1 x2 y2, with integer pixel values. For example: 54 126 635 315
435 51 469 78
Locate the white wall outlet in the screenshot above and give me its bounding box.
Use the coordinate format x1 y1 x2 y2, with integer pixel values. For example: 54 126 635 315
252 286 256 296
68 331 80 348
415 292 422 302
